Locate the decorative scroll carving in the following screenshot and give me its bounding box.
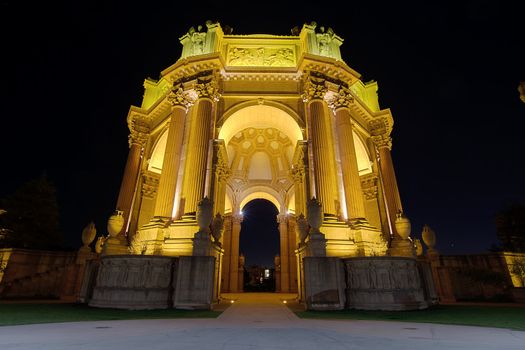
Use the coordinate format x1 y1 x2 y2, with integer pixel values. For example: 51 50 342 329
371 135 392 150
302 75 328 102
167 83 194 109
128 114 150 148
328 85 354 111
227 46 296 67
195 77 221 101
361 174 378 201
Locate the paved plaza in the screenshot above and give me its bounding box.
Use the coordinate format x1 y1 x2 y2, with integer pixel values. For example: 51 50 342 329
0 293 524 350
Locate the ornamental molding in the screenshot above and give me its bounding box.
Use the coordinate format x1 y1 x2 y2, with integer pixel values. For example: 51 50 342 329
371 135 392 150
221 72 301 82
127 114 150 148
361 174 379 200
328 85 354 111
167 83 195 109
301 74 328 102
194 77 221 101
141 172 160 199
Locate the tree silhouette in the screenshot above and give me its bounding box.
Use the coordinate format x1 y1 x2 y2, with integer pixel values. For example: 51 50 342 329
0 175 63 250
495 203 525 253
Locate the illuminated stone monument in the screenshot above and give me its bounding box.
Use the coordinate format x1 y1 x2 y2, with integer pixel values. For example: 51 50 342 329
91 21 434 311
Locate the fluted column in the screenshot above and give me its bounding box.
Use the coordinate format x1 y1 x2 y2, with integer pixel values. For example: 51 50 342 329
291 140 309 216
330 86 369 224
277 214 290 292
153 84 193 219
302 75 339 216
373 134 403 235
116 116 149 234
229 214 243 292
182 78 220 215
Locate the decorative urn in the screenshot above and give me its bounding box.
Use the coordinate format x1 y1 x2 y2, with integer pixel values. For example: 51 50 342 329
81 221 97 247
295 213 309 244
107 210 125 238
211 213 224 242
414 238 424 256
422 224 436 249
394 211 411 240
196 197 213 233
307 197 323 234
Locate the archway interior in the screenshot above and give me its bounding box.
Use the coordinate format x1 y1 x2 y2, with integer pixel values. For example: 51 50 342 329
239 198 279 291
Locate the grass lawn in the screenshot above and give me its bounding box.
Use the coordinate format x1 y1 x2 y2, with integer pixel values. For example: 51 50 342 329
296 305 525 331
0 303 221 326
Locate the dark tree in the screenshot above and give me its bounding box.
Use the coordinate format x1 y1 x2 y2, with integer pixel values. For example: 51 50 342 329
0 175 63 250
495 203 525 253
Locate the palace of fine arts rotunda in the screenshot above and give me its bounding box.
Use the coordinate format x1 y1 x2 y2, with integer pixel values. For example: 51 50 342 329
86 21 437 311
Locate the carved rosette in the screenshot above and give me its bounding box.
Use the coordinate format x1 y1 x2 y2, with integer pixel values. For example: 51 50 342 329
195 78 221 102
301 76 328 102
328 85 354 111
167 83 194 110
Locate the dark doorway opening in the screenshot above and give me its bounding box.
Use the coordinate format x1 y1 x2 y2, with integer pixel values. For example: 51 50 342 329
239 199 279 292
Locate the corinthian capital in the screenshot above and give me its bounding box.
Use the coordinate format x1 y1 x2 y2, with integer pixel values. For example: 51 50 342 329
277 214 288 224
328 86 354 111
301 75 328 102
167 83 195 109
195 78 221 101
371 135 392 150
128 115 150 148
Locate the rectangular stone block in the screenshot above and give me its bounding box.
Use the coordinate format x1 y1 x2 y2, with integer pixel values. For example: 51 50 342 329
303 256 345 310
173 256 215 310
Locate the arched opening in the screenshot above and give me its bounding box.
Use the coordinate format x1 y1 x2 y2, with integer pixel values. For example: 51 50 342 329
239 199 279 292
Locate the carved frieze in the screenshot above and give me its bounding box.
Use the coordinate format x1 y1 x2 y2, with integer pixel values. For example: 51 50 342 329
227 45 296 67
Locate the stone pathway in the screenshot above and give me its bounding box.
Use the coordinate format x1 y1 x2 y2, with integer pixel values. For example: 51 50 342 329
0 293 524 350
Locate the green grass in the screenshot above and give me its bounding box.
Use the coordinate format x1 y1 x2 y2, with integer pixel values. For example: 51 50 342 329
0 303 221 326
296 305 525 331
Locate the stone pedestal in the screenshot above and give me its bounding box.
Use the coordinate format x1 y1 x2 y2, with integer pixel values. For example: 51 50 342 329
89 255 176 309
192 231 213 256
303 256 346 310
305 233 327 257
102 236 129 255
173 256 215 310
344 256 429 310
389 238 415 257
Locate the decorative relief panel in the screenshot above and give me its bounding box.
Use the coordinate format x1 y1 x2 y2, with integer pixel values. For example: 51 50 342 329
226 45 296 67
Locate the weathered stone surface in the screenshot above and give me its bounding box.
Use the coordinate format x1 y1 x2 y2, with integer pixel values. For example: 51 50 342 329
173 256 215 310
89 255 176 310
344 256 429 310
303 257 345 310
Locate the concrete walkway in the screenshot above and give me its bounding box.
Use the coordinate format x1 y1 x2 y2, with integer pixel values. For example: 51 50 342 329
0 293 524 350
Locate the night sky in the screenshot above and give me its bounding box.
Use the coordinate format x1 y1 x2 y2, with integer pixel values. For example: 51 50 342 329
1 1 524 263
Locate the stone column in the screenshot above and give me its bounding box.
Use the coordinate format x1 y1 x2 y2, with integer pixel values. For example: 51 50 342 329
372 134 403 235
302 75 339 217
278 214 290 292
291 140 309 216
220 215 232 292
182 78 220 215
153 84 193 219
330 86 369 225
116 116 149 234
229 214 243 292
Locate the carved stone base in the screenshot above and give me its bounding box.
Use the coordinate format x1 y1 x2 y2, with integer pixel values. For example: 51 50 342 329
192 231 213 256
303 257 345 310
344 256 430 310
89 255 176 309
173 256 215 310
353 226 388 256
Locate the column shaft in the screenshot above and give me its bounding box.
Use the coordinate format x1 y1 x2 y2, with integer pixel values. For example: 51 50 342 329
278 215 290 292
154 106 187 218
308 100 339 216
229 216 242 292
116 143 142 232
377 140 403 234
334 108 368 221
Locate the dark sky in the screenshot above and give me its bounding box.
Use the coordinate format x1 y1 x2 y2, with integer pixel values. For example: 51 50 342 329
1 1 524 259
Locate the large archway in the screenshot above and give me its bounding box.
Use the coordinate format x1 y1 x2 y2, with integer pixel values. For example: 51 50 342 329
239 199 279 292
